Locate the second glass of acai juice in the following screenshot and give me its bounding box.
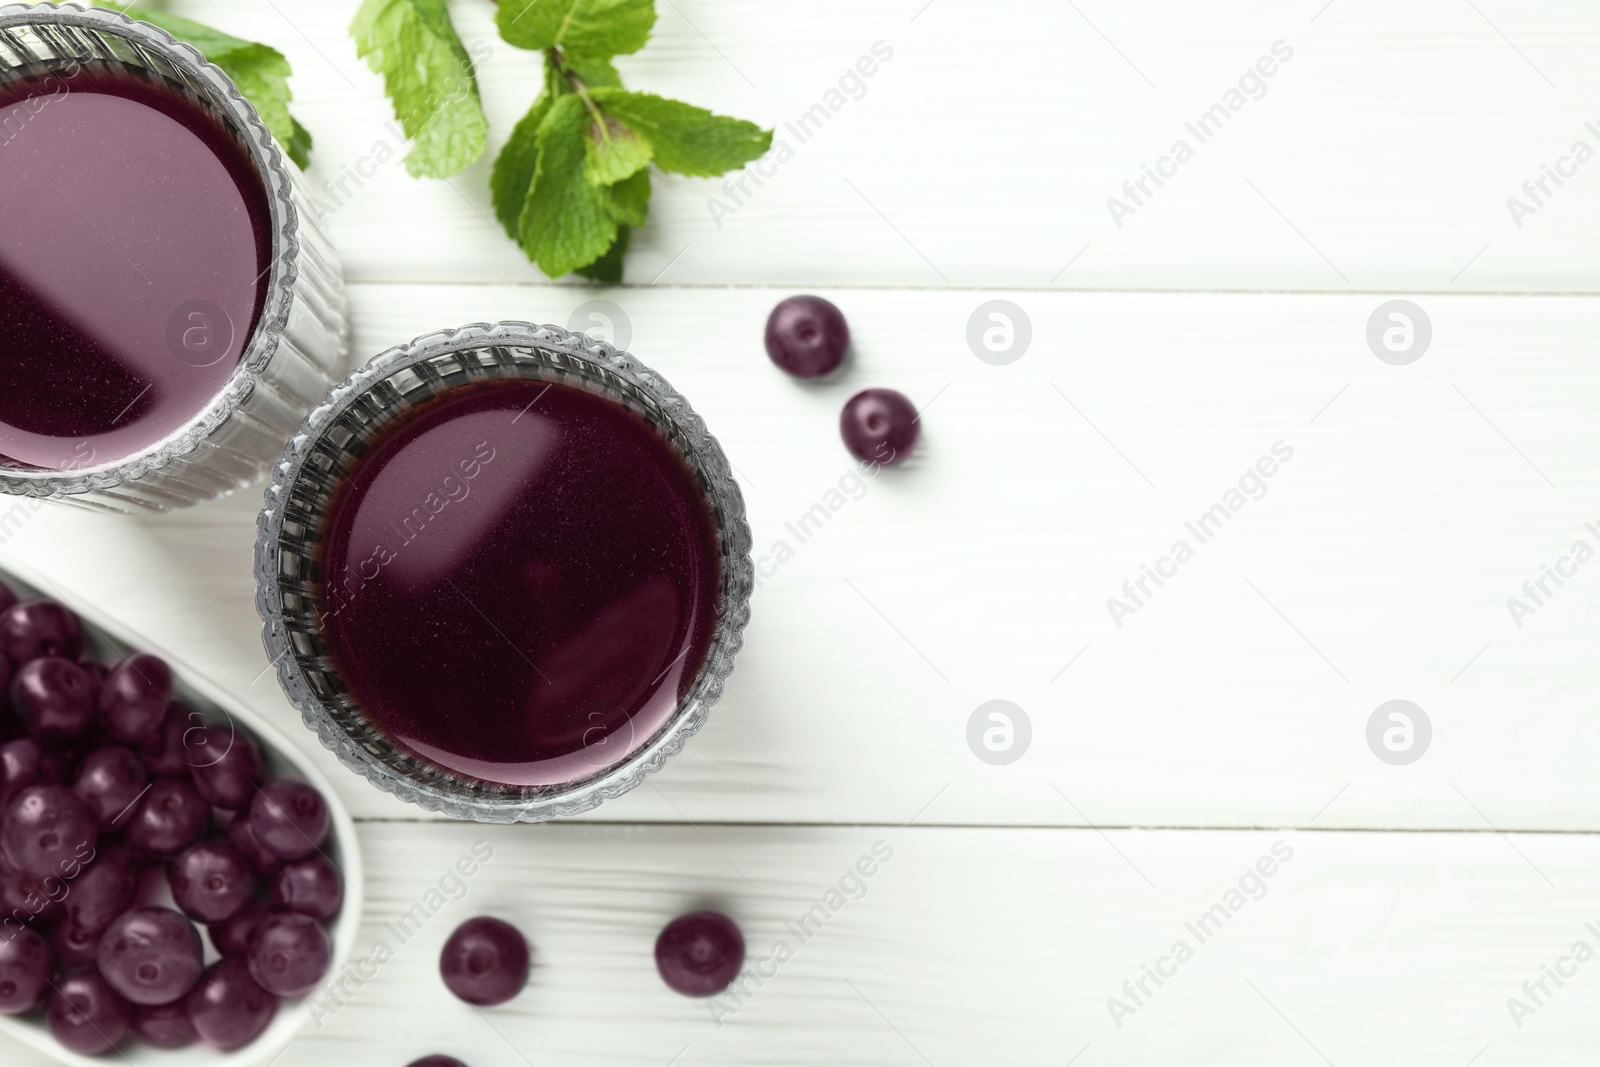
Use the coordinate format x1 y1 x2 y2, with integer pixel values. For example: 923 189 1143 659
0 4 347 510
257 323 753 821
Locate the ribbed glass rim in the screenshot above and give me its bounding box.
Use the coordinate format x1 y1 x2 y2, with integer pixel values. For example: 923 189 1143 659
255 322 755 822
0 1 303 494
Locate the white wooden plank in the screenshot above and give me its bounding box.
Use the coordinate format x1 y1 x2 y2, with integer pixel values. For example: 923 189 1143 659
3 284 1596 830
2 823 1594 1066
5 5 1597 1064
144 0 1600 291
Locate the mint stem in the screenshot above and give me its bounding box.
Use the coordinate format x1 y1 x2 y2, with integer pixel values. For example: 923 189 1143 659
545 46 611 144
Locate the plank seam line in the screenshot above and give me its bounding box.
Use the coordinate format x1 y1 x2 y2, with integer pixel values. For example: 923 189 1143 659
342 280 1600 298
349 817 1600 835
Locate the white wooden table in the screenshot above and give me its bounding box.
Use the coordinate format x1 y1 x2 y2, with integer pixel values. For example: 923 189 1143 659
7 1 1600 1063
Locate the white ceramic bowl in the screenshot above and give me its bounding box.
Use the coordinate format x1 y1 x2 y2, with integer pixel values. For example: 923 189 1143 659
0 556 363 1066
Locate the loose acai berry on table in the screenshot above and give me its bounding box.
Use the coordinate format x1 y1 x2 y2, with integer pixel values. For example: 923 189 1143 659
765 294 851 378
840 388 920 466
655 910 745 996
439 916 531 1006
0 579 342 1056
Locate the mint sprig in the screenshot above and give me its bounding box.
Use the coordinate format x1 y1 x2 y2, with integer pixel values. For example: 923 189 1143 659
515 92 623 279
109 6 314 169
357 0 771 282
351 0 490 178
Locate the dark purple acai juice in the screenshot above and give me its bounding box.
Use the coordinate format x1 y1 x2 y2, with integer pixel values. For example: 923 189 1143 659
317 378 723 787
0 67 270 470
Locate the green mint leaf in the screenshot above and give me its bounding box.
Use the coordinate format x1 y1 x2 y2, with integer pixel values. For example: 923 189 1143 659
600 167 650 226
586 89 770 176
284 116 314 170
574 225 629 283
351 0 489 178
118 9 313 168
564 55 622 89
584 116 651 185
115 8 250 56
517 93 619 277
490 93 552 236
496 0 656 59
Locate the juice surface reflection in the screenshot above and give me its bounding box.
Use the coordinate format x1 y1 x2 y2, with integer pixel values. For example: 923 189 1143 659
0 69 270 469
318 379 723 787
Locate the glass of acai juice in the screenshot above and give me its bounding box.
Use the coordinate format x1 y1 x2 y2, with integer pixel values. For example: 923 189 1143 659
0 3 347 511
256 323 753 822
